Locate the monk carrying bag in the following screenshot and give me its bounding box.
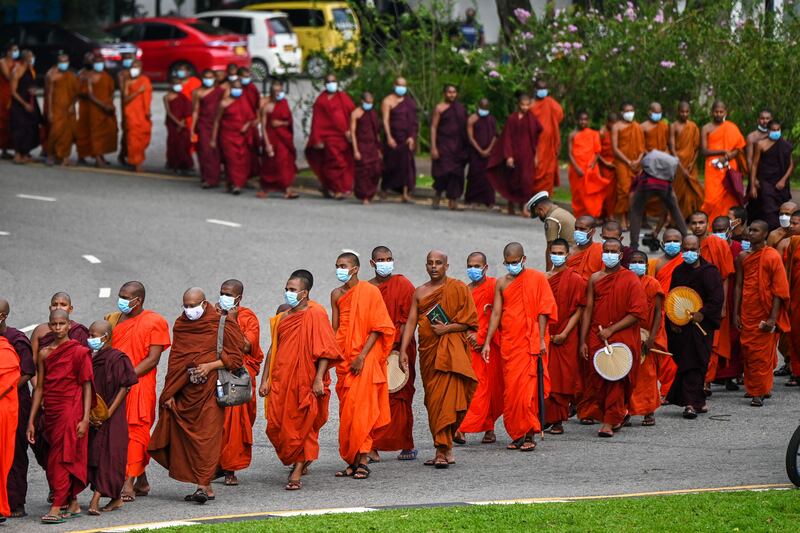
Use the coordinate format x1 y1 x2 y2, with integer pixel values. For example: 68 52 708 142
214 315 252 407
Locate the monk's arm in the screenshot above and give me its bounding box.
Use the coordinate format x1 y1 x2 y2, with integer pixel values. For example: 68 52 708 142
567 131 580 172
430 105 441 159
87 77 110 112
646 295 664 349
780 154 795 185
164 94 180 126
558 306 584 339
749 144 762 186
106 386 129 420
721 277 729 317
351 331 380 375
537 314 548 353
349 109 360 158
466 115 480 152
732 256 744 329
190 91 201 137
399 294 419 368
260 104 275 154
259 348 272 395
134 345 165 377
610 126 629 166
382 98 395 147
701 126 726 157
330 291 340 332
210 104 225 148
45 72 53 121
605 313 639 336
481 282 504 360
312 358 330 396
668 124 678 156
579 278 595 357
26 353 46 442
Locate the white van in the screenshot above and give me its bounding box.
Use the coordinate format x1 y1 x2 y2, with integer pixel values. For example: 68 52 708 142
196 10 302 80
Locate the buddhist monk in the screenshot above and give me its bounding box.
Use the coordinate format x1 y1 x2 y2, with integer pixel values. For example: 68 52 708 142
746 109 772 171
456 252 504 443
487 92 542 216
176 65 201 147
258 80 298 199
105 281 170 502
567 215 603 280
9 50 40 164
400 250 478 468
641 101 670 222
367 247 418 461
211 79 256 195
611 102 645 230
27 309 93 524
727 205 749 246
260 270 342 490
766 201 799 248
599 112 619 221
774 210 800 382
217 279 264 486
84 57 117 167
465 98 497 208
116 51 134 165
431 84 468 210
382 76 418 202
579 238 647 437
733 221 790 406
0 44 19 159
123 60 152 172
700 101 746 222
627 250 665 426
531 78 563 195
600 220 633 267
749 120 794 230
665 235 724 417
0 335 18 522
544 239 586 434
44 53 78 165
350 92 382 204
331 252 393 479
31 292 90 361
191 69 223 188
149 288 244 503
568 111 602 217
784 229 800 386
0 300 35 518
670 101 703 217
237 67 261 179
306 74 356 199
482 243 556 450
75 53 94 165
164 77 194 174
86 320 137 515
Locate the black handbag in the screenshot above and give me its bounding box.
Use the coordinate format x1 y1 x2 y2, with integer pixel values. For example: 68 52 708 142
214 315 252 408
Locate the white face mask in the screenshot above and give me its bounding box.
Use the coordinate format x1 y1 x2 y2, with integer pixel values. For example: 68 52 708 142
184 302 205 321
779 214 791 228
130 67 141 78
622 111 635 122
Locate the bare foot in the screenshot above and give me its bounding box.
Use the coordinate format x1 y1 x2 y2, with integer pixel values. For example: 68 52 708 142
367 450 380 463
101 498 123 512
133 474 150 496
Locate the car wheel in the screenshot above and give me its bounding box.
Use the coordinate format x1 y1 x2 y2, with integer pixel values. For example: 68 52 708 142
305 55 328 79
251 59 269 82
169 61 196 80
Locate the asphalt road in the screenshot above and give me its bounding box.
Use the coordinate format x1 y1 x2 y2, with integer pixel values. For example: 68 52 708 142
1 162 798 531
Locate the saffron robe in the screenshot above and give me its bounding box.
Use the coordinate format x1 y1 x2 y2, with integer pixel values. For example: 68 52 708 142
306 91 356 194
382 96 418 193
46 71 79 159
87 72 117 156
673 121 704 217
786 237 800 376
531 96 563 195
628 275 667 415
487 111 542 204
0 337 20 517
569 128 602 217
432 101 468 200
75 71 91 158
124 76 152 167
613 122 645 216
701 236 735 381
701 121 746 223
261 98 297 192
644 120 669 152
165 92 194 171
465 114 497 206
567 242 603 280
599 128 616 218
353 109 382 201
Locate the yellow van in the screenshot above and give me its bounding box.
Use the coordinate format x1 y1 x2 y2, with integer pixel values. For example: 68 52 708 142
244 1 360 77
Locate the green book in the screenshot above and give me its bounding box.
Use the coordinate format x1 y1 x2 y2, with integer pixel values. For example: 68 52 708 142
425 304 450 325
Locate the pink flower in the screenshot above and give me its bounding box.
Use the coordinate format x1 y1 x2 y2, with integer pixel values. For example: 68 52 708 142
659 60 675 69
514 8 531 24
628 45 635 52
489 70 500 78
611 47 619 54
563 42 572 49
521 31 534 40
579 54 587 61
572 42 583 49
568 24 578 33
614 14 623 22
653 8 665 23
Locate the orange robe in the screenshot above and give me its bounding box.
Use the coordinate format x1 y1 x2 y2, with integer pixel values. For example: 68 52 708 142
219 307 264 472
614 122 645 216
459 277 504 433
584 269 647 426
567 242 603 280
124 76 152 167
569 128 602 218
629 275 667 416
335 281 394 464
673 121 703 217
701 121 746 222
644 120 668 152
75 71 91 159
266 303 342 465
599 129 616 219
46 71 78 160
87 72 117 156
648 255 682 397
531 96 563 195
786 237 800 376
740 247 790 397
701 236 735 382
500 269 557 439
545 268 586 424
106 310 171 478
417 278 478 448
372 275 417 451
0 337 20 517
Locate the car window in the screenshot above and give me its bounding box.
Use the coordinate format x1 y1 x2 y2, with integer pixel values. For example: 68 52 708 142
215 17 247 35
20 25 51 46
284 9 324 28
68 25 120 44
188 21 230 36
269 17 292 34
141 23 175 41
108 24 139 42
332 8 357 31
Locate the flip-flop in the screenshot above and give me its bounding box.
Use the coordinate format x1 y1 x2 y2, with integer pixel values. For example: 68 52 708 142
547 425 564 435
335 464 356 477
579 418 596 425
598 430 614 438
224 474 239 486
481 434 496 444
424 458 455 466
519 440 537 452
121 494 135 503
506 438 524 450
433 458 449 469
40 515 66 524
397 449 417 461
285 480 302 491
353 464 371 479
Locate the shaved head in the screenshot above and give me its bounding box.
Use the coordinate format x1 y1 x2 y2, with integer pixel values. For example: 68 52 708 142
51 292 71 305
49 308 69 322
577 215 596 227
183 287 206 307
221 279 244 297
425 250 449 281
371 246 391 260
683 234 700 247
337 252 360 267
664 228 682 241
503 242 524 257
121 281 145 300
89 319 113 339
750 220 769 232
0 299 8 316
467 251 487 264
289 269 314 291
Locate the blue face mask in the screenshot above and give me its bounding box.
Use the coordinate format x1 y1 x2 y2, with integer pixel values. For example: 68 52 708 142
122 58 133 68
172 84 182 93
629 263 647 277
394 85 407 96
11 50 20 60
466 267 484 282
362 102 373 111
325 81 338 93
478 108 490 117
741 240 751 251
336 268 352 283
505 261 523 276
375 261 394 278
241 77 251 85
602 252 621 268
536 88 548 99
712 232 728 241
769 131 781 141
550 254 567 267
276 91 286 101
117 297 135 314
284 290 303 308
176 70 187 79
682 250 699 264
230 87 243 98
574 230 591 246
650 112 662 122
57 62 69 72
87 336 105 351
219 294 237 311
93 62 104 72
664 241 681 256
202 78 214 88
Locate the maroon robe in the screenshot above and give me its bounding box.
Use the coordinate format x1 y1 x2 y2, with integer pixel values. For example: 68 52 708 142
261 99 297 192
487 111 542 204
166 93 194 171
42 340 94 506
40 321 89 349
305 91 356 194
432 101 468 200
10 67 41 156
465 114 497 206
243 83 261 178
382 96 418 193
219 96 256 188
196 87 223 185
354 109 382 200
1 327 35 512
88 347 137 498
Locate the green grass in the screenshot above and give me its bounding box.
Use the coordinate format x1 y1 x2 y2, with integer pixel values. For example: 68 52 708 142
155 489 799 532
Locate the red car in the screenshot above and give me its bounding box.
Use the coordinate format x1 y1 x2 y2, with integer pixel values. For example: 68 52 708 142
107 17 250 82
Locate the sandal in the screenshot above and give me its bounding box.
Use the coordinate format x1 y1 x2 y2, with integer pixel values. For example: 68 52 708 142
121 494 135 502
284 479 302 491
481 433 497 444
353 464 371 479
41 514 66 524
579 418 596 425
683 406 698 419
506 438 524 450
547 423 564 435
642 415 656 426
750 396 764 407
433 457 449 469
598 430 614 438
397 449 418 461
453 431 466 445
612 414 631 432
424 458 455 466
185 489 208 504
335 464 356 477
519 438 536 452
786 376 800 387
224 473 239 486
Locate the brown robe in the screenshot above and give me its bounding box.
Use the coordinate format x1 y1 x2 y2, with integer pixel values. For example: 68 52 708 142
87 72 118 156
46 71 79 160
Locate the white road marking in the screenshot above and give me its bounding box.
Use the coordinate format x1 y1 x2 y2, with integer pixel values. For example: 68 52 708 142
268 507 376 517
20 324 37 333
82 254 102 264
0 231 9 236
16 193 56 202
99 288 111 298
206 218 242 228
